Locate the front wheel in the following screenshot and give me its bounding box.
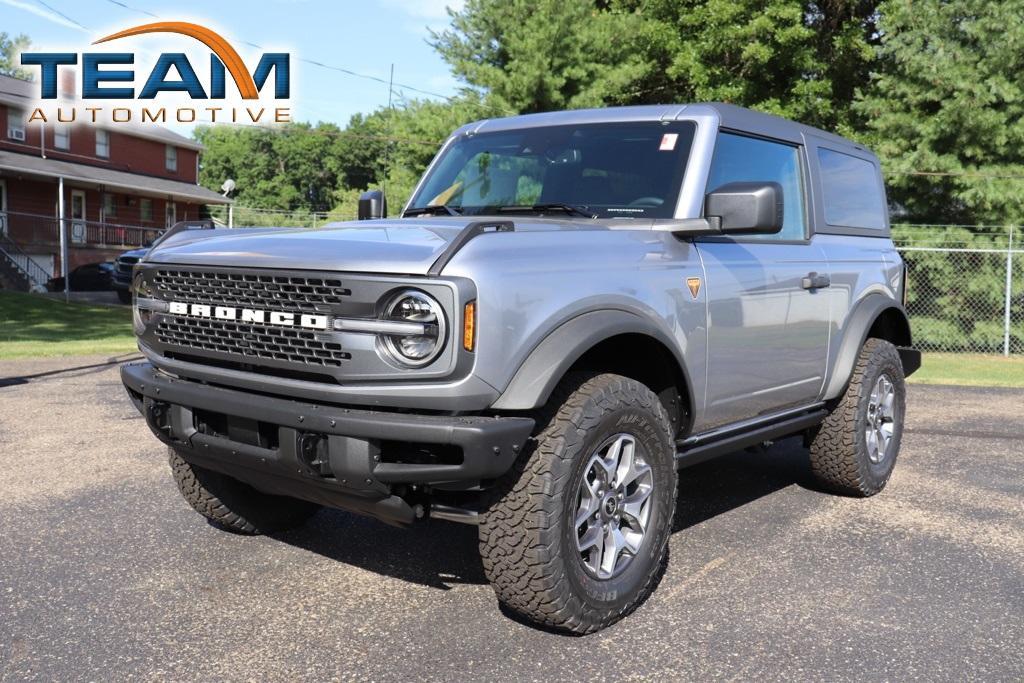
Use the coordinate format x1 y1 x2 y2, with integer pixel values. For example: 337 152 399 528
478 373 677 634
809 338 906 496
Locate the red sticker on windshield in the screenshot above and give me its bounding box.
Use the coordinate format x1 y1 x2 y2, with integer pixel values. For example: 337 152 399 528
659 133 678 151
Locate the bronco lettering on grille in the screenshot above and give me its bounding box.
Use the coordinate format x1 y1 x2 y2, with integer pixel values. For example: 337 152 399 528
167 301 329 330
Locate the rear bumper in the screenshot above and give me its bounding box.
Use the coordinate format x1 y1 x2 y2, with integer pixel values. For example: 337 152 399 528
121 361 534 525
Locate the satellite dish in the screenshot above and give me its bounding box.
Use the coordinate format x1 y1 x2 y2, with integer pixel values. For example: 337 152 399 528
221 178 236 195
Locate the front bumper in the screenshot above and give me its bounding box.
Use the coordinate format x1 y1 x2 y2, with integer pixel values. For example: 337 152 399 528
121 361 534 525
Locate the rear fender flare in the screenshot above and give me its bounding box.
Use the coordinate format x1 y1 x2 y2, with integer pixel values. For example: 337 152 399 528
822 294 912 400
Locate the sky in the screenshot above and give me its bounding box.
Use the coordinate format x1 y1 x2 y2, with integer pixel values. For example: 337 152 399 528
0 0 465 130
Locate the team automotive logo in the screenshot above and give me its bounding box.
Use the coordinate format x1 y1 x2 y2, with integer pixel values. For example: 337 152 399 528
20 21 292 126
168 301 329 331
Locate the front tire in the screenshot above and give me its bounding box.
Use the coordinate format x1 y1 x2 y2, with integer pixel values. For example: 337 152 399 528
809 338 906 496
116 289 132 304
169 448 320 534
479 373 677 634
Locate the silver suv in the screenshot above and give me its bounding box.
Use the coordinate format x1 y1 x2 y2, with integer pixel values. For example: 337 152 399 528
122 103 920 634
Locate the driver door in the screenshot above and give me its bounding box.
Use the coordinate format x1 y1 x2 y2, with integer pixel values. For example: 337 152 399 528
697 132 831 428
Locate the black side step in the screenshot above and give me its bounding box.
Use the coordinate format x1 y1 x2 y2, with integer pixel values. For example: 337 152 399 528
675 408 827 469
427 220 515 276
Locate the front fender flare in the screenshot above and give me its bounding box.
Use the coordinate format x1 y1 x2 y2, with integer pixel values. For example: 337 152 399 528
490 309 692 411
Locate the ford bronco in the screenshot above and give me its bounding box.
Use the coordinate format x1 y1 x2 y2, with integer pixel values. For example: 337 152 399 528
121 103 920 634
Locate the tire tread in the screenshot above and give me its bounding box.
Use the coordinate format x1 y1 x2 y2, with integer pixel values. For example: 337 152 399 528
478 372 676 634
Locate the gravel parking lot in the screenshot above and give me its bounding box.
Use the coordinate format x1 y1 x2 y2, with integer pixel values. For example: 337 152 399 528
1 355 1021 681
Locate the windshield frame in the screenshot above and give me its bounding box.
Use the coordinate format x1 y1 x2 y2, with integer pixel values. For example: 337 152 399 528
404 120 699 220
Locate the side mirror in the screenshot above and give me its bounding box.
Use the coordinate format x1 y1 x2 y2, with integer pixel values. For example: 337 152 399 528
704 181 783 234
358 189 387 220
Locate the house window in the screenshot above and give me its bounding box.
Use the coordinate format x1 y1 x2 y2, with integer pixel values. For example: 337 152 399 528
96 129 110 158
165 145 177 172
7 108 26 141
54 125 70 150
140 198 153 222
103 193 118 219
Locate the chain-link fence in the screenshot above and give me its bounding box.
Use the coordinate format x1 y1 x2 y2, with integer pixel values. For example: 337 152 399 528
894 225 1022 356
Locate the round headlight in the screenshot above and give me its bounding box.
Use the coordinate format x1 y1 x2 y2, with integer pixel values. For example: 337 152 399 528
379 290 446 367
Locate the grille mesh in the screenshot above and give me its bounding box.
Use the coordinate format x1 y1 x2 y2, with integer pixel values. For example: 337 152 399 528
153 269 351 313
157 316 350 367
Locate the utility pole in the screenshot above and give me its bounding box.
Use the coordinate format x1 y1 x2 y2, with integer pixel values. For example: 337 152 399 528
382 63 394 212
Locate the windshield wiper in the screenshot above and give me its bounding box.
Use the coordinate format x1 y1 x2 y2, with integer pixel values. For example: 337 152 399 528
496 203 597 219
403 204 463 217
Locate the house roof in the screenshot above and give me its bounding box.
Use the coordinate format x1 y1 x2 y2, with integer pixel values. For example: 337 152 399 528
0 149 230 204
0 74 204 151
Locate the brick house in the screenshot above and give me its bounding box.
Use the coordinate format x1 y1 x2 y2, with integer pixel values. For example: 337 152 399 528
0 74 230 290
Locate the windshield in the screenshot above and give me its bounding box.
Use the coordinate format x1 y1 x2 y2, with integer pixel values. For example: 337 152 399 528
407 121 696 219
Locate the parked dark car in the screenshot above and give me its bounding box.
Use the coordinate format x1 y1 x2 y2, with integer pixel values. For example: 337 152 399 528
46 262 117 292
112 246 151 303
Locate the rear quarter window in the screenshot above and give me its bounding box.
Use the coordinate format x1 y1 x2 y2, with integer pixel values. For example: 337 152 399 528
818 148 887 230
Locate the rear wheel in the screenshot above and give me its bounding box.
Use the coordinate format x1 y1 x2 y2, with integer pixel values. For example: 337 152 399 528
478 373 677 634
169 448 320 534
809 338 906 496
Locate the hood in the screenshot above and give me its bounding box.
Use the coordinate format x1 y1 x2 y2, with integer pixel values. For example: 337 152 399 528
144 217 614 275
118 247 150 259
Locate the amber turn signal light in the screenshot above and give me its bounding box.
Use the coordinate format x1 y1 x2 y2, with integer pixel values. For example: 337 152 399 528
463 301 476 351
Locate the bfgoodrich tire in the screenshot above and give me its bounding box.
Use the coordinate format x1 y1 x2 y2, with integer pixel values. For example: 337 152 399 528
169 448 320 534
809 338 906 496
478 373 677 634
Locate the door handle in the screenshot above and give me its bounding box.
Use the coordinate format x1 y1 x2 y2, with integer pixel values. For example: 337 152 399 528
801 272 831 290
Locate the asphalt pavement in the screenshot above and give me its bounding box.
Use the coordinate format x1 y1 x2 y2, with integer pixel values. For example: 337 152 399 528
1 355 1021 681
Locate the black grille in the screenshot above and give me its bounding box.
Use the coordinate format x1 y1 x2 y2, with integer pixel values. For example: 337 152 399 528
117 256 139 274
153 269 352 313
157 316 350 367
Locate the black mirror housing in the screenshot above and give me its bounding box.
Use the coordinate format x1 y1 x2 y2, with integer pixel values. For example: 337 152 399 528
704 181 783 234
358 190 387 220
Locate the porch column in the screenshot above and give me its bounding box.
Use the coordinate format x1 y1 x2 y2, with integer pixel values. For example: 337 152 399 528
58 176 68 301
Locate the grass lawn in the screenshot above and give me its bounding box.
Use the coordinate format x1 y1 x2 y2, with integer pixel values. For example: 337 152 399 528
0 292 138 359
910 353 1024 388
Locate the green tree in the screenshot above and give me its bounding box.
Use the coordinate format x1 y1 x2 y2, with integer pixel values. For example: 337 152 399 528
855 0 1024 225
433 1 880 130
431 0 652 114
194 122 344 212
0 33 32 79
626 0 880 131
328 112 389 191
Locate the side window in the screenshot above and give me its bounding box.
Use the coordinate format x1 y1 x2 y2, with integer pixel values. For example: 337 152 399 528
706 132 805 240
817 148 886 230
